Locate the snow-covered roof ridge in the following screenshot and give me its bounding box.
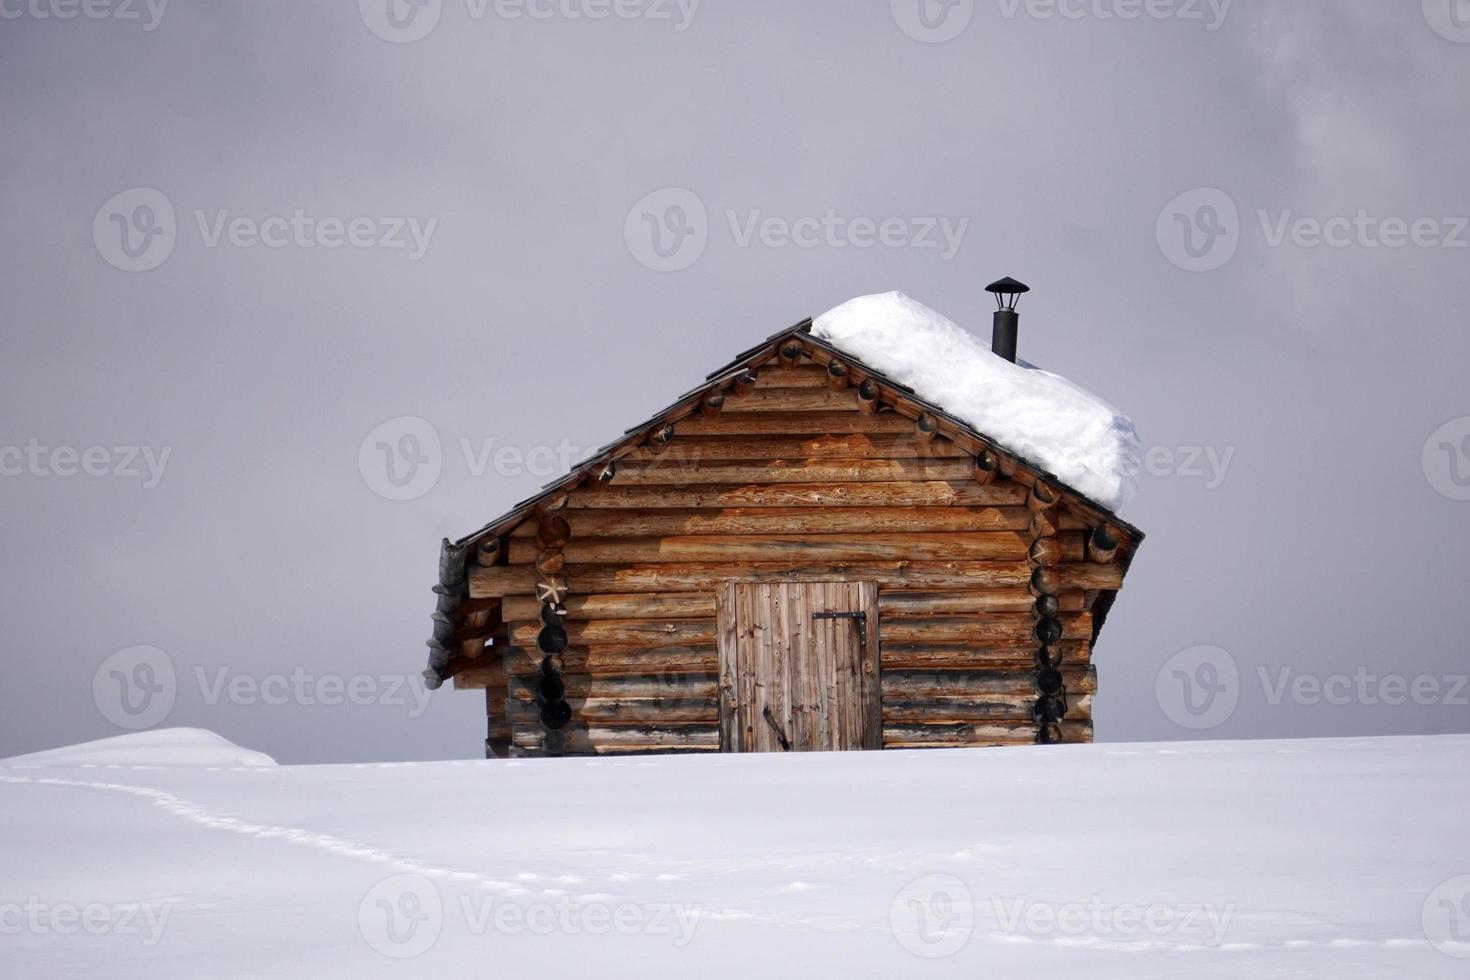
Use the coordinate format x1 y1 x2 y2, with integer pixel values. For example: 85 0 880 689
812 291 1141 513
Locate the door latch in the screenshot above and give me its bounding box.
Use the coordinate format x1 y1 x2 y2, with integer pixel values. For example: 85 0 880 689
812 610 867 649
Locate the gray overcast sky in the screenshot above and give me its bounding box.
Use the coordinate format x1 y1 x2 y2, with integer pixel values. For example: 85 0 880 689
2 1 1468 763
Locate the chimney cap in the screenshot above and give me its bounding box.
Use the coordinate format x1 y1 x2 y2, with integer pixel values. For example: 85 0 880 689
985 276 1030 310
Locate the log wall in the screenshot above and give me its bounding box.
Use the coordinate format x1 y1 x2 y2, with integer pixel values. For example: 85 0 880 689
456 354 1127 756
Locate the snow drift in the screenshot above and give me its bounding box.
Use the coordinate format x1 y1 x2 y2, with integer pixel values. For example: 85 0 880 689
813 291 1142 512
1 727 277 768
2 731 1466 977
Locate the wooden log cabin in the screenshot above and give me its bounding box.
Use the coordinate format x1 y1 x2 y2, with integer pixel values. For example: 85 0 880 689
422 286 1144 757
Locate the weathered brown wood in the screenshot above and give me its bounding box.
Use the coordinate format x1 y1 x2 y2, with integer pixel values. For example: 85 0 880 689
701 390 725 415
508 674 719 700
1028 480 1060 512
777 339 805 368
509 619 716 648
915 415 938 446
1028 537 1063 567
524 506 1050 538
973 450 1000 485
473 560 1039 597
507 697 717 724
826 359 849 391
882 666 1097 698
501 645 719 677
751 364 827 388
512 723 721 754
616 434 970 463
534 550 565 576
645 423 676 454
469 558 1110 598
878 591 1086 616
880 613 1092 645
879 641 1090 670
883 695 1091 723
721 388 859 413
1088 524 1121 564
856 380 879 415
720 580 878 752
732 371 757 397
881 720 1092 747
536 516 570 549
509 532 1083 565
565 481 1027 509
608 458 974 486
673 411 914 436
475 536 503 566
502 592 715 622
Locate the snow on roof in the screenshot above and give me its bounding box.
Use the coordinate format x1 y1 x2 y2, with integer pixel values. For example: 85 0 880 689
812 291 1142 513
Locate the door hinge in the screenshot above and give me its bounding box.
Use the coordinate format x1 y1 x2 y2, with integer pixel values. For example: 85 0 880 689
812 610 868 649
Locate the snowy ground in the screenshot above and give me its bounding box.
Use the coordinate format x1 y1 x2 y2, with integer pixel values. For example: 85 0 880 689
3 730 1468 977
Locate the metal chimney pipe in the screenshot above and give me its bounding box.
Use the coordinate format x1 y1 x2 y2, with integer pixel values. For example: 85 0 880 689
984 276 1030 363
991 308 1019 364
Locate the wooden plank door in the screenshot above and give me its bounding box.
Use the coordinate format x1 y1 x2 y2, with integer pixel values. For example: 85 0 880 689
716 581 879 752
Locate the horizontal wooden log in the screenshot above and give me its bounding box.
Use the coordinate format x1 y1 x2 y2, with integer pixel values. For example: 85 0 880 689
510 532 1083 565
617 434 968 463
883 694 1091 723
508 619 716 648
750 365 829 388
508 674 719 701
506 697 717 724
501 592 715 622
502 645 719 677
512 723 721 753
724 387 860 412
468 559 1109 598
671 411 917 436
878 590 1086 616
608 458 974 486
879 641 1090 670
453 664 502 690
882 720 1092 747
881 666 1097 698
566 481 1027 509
880 613 1092 645
511 506 1071 539
472 560 1039 597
